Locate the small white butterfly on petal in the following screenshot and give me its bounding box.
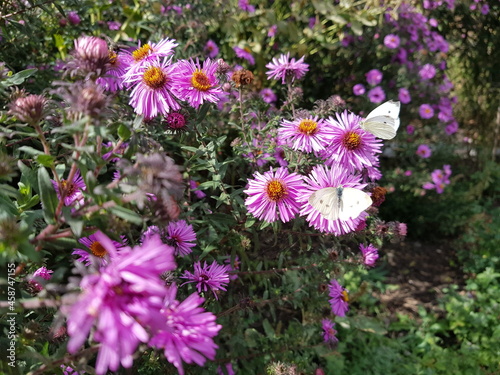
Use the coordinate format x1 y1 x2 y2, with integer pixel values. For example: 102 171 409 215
308 187 372 221
361 100 401 140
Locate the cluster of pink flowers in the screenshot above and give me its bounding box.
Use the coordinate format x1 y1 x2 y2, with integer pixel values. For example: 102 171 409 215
423 165 452 193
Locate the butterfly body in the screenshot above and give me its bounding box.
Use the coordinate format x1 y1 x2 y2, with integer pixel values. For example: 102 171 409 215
361 100 401 140
308 187 372 221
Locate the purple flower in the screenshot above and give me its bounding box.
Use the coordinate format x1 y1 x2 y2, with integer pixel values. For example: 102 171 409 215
419 104 434 119
66 233 176 375
189 179 207 199
204 40 219 59
266 53 309 84
96 51 128 92
419 64 436 80
359 243 379 267
107 21 121 30
365 69 383 86
171 58 222 109
268 25 278 37
278 115 329 153
51 171 86 206
429 18 438 27
259 88 277 103
367 86 386 103
299 165 369 235
72 231 126 268
181 261 231 299
233 46 255 65
126 57 180 119
445 121 458 135
320 110 382 173
321 319 338 344
166 220 197 257
244 167 304 223
148 284 222 375
416 144 432 158
481 4 489 15
68 11 81 25
238 0 255 13
28 267 53 292
384 34 400 49
328 280 349 317
398 88 411 104
406 125 415 135
352 83 366 96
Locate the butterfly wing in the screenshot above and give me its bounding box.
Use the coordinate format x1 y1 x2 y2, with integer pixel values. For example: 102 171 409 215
367 100 401 119
362 115 398 140
338 187 372 221
308 187 341 221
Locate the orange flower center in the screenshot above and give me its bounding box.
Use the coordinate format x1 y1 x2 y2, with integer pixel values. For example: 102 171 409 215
90 241 107 257
341 290 349 302
109 51 117 65
132 44 153 62
143 66 167 89
266 180 287 201
61 180 75 196
298 119 318 135
191 69 212 91
342 132 362 150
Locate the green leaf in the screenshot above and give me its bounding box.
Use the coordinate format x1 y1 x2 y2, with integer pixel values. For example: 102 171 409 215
118 124 132 141
109 205 143 225
37 167 58 224
18 146 44 156
62 207 83 237
6 69 37 85
36 154 55 168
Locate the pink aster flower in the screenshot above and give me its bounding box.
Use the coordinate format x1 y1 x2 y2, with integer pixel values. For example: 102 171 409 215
233 46 255 65
384 34 400 49
238 0 256 13
148 284 222 375
398 88 411 104
419 104 434 119
367 86 386 103
244 167 305 223
266 53 309 84
126 57 180 119
298 164 370 235
365 69 383 86
107 21 121 30
166 220 197 257
51 170 86 206
259 88 277 103
353 83 366 96
217 363 236 375
278 115 329 153
416 144 432 158
406 124 415 135
65 233 176 375
204 40 219 58
328 279 349 317
189 179 207 199
72 231 126 268
96 51 128 92
445 121 458 135
320 110 382 174
321 319 338 344
180 261 231 300
28 266 53 292
419 64 436 80
171 58 222 109
67 11 81 25
359 243 379 267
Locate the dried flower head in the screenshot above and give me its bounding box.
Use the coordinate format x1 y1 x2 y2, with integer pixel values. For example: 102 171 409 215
164 111 189 132
8 94 47 124
68 36 110 77
370 186 387 207
231 69 254 87
57 80 110 119
216 58 231 75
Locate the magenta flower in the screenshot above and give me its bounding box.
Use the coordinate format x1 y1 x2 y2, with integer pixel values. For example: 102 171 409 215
445 121 458 135
148 284 222 375
259 88 277 103
365 69 383 86
298 165 369 235
352 83 366 96
189 179 207 199
204 40 219 58
126 57 180 119
268 24 278 37
67 11 81 25
171 58 222 109
398 88 411 104
266 53 309 84
406 124 415 135
419 104 434 119
73 231 126 267
96 51 128 92
66 233 176 375
217 363 236 375
416 144 432 158
384 34 400 49
244 167 304 223
321 319 339 344
328 279 349 317
166 220 197 257
320 110 382 174
180 261 231 299
419 64 436 80
51 171 86 206
367 86 386 103
278 115 329 153
233 46 255 65
359 243 379 267
28 266 53 292
238 0 256 13
107 21 121 30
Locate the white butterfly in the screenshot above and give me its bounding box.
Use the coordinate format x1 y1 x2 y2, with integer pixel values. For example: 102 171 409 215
308 187 372 221
361 100 401 140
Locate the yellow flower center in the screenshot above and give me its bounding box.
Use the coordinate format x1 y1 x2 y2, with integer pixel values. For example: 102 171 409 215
109 51 117 65
298 119 318 135
90 241 107 258
341 290 349 302
61 180 75 196
342 132 362 150
266 180 287 201
143 66 167 89
191 69 212 91
132 44 153 62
